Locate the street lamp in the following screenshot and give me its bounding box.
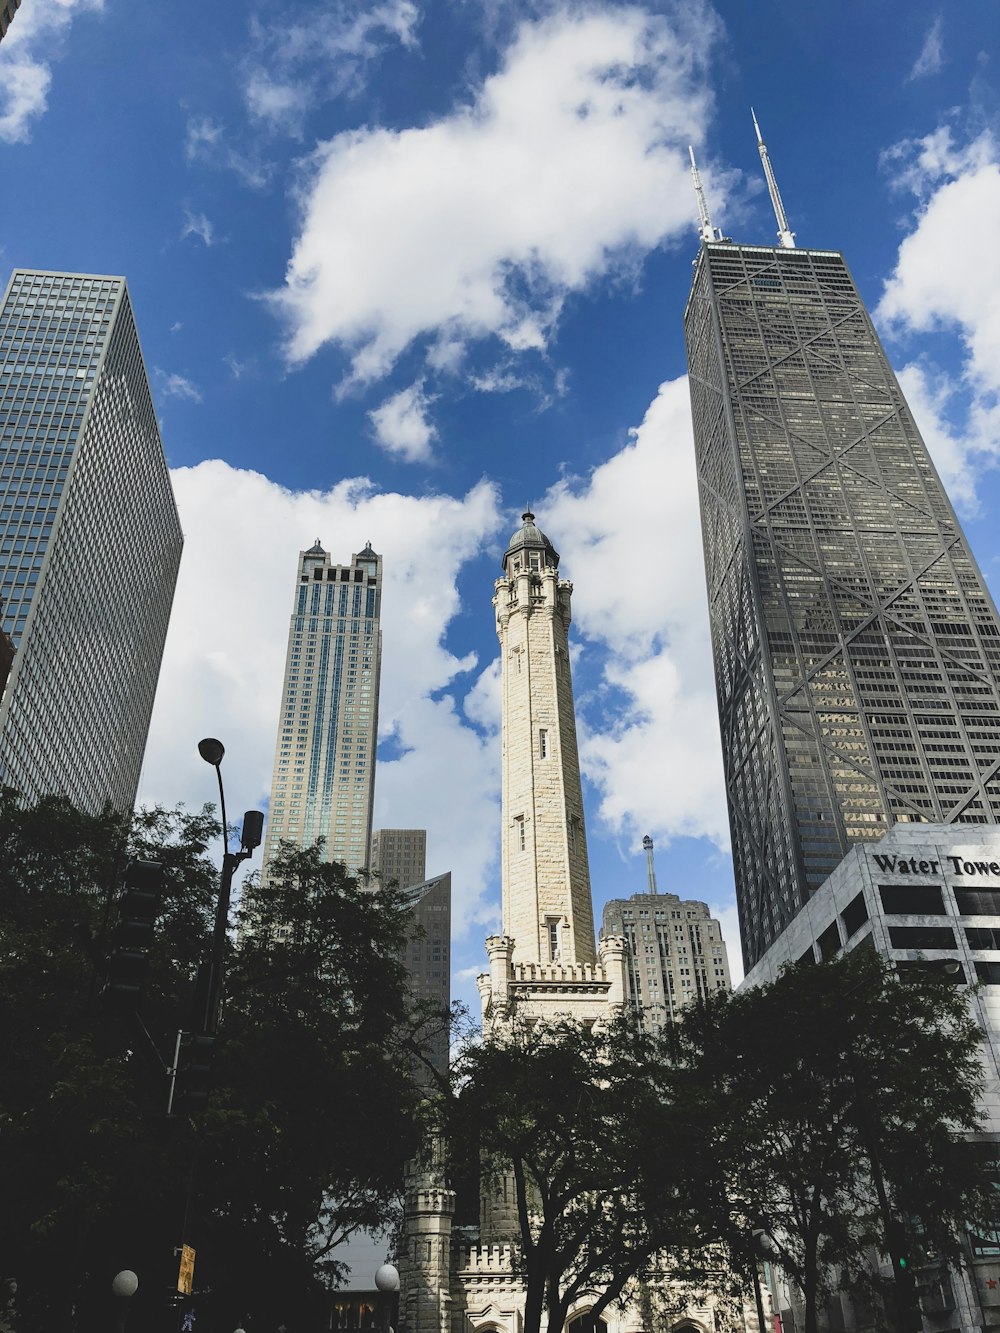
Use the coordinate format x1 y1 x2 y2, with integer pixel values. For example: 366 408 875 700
375 1263 400 1333
197 738 264 1035
110 1270 138 1332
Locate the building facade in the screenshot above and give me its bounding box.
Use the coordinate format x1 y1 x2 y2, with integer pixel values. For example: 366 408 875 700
601 876 732 1029
685 239 1000 971
402 871 451 1078
262 540 382 875
372 827 428 890
0 0 21 42
398 512 752 1333
0 269 182 813
742 822 1000 1333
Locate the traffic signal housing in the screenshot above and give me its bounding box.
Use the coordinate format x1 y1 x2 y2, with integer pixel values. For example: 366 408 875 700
169 1031 217 1117
104 860 166 1005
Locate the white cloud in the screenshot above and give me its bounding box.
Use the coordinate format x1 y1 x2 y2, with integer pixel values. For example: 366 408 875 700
138 467 504 938
543 376 729 850
155 371 203 403
242 1 419 135
368 381 438 462
0 0 103 143
184 113 272 189
180 209 216 247
908 15 944 81
877 129 1000 509
271 3 719 385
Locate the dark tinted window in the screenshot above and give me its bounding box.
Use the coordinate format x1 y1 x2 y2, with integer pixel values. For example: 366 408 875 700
879 884 945 915
841 892 869 939
888 925 956 950
954 889 1000 916
966 927 1000 949
817 922 841 961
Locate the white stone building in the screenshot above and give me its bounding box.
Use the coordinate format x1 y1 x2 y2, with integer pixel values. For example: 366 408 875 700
398 512 755 1333
742 822 1000 1333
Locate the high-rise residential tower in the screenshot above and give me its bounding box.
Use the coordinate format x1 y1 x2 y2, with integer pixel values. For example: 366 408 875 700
263 540 382 874
0 269 183 813
684 129 1000 971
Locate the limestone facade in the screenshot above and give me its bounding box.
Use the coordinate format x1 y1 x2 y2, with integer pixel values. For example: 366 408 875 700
398 511 756 1333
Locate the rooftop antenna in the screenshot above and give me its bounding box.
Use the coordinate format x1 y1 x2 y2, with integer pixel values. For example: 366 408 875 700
688 146 724 244
642 834 658 895
752 108 795 249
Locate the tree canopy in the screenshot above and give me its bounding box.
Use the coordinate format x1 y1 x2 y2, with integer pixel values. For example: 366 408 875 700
675 950 995 1333
0 792 433 1332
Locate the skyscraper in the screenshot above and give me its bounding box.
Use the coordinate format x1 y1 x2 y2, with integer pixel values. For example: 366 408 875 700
262 540 382 874
0 0 21 42
371 827 427 890
601 839 732 1027
685 128 1000 971
0 269 182 813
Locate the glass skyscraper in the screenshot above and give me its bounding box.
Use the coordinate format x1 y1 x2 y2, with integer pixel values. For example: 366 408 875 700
262 540 382 874
0 269 182 813
686 242 1000 971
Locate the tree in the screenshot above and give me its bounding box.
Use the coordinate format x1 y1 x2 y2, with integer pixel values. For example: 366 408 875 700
676 951 995 1333
447 1013 725 1333
0 793 433 1331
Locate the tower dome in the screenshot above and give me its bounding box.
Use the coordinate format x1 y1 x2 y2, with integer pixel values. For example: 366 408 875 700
502 510 559 574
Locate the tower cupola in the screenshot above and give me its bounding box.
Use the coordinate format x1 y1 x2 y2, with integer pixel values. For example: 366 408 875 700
502 510 559 575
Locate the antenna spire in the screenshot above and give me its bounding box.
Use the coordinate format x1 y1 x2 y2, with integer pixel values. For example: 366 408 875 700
688 146 723 245
642 834 658 895
751 108 795 249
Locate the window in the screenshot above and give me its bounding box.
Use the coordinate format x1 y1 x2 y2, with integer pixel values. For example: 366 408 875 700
879 884 946 915
841 892 869 939
546 918 560 961
514 815 525 852
888 925 957 950
817 921 841 961
954 888 1000 916
539 728 548 759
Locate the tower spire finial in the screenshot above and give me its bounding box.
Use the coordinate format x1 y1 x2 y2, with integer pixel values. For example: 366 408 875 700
751 108 795 249
688 146 723 245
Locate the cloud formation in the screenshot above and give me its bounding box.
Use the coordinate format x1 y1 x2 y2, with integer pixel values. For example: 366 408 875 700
155 370 203 403
369 381 438 462
544 376 729 850
0 0 103 144
271 3 719 385
908 15 944 81
138 465 504 937
180 209 217 247
877 128 1000 511
242 0 419 136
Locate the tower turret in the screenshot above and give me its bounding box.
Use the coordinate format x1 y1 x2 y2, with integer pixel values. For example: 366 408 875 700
493 511 596 966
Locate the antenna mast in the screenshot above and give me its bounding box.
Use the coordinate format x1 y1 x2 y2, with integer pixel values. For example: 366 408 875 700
642 834 658 895
752 109 795 249
688 146 723 244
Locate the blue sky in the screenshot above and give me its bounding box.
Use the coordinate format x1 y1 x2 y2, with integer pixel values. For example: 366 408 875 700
3 0 1000 1002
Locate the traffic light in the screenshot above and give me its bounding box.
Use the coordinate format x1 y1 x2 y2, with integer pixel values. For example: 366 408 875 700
169 1031 217 1116
105 860 166 1004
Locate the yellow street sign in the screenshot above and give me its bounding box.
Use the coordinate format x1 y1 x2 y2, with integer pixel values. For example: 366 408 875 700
177 1244 196 1295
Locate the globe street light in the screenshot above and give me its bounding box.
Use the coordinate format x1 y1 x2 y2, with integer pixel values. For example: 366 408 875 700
111 1270 138 1332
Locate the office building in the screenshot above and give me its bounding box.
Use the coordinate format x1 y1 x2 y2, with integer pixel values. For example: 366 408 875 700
263 540 382 875
685 127 1000 971
0 0 21 42
402 871 451 1077
0 269 182 812
371 827 427 890
601 838 731 1028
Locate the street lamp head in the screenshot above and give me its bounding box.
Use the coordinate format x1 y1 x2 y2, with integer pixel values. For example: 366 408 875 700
375 1263 400 1293
198 737 225 767
111 1271 139 1300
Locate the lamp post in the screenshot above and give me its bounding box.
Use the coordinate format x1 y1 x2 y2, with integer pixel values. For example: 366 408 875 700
196 738 263 1036
110 1270 138 1333
374 1263 399 1333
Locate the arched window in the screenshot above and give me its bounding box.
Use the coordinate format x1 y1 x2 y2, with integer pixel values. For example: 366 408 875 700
568 1314 607 1333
